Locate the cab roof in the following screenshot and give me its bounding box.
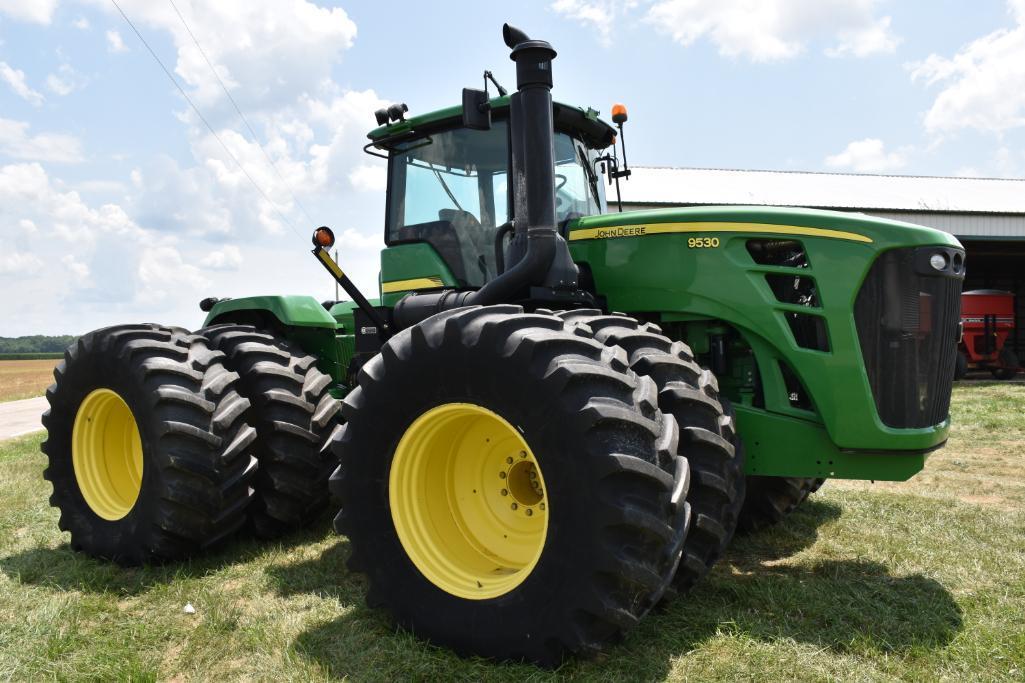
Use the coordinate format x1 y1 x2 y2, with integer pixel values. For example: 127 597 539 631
367 96 617 151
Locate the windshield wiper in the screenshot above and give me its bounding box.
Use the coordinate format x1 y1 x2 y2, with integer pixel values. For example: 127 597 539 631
577 144 601 209
433 168 465 212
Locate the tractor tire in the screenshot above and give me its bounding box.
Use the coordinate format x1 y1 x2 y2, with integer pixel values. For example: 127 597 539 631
736 476 825 533
201 325 341 538
992 348 1019 380
329 306 689 665
556 310 744 594
954 351 968 380
41 324 258 564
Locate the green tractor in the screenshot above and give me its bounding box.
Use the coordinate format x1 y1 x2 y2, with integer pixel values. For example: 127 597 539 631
42 24 964 665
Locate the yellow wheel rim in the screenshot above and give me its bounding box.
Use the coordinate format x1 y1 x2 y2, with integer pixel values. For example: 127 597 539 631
72 388 144 521
389 403 549 600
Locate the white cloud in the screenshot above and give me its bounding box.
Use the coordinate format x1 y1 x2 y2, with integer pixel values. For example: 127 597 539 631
0 61 44 105
0 118 84 163
348 164 386 192
137 247 210 304
83 1 383 244
550 1 635 47
101 0 357 109
0 162 220 332
46 64 87 96
106 29 128 53
0 0 389 335
0 251 44 276
825 138 908 173
75 179 128 194
199 245 243 271
73 17 91 30
826 15 900 58
336 227 383 251
62 254 91 281
0 0 58 24
909 1 1025 134
642 0 900 62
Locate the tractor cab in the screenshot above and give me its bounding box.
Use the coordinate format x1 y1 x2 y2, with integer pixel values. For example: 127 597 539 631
367 99 616 289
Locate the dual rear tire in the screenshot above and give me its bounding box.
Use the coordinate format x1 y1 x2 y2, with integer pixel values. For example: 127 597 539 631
42 323 338 564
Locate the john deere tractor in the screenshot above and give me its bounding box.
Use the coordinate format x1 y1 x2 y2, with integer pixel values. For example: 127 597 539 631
42 24 964 665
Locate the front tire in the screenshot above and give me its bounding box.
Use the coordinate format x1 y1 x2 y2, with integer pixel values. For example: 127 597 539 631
330 306 689 665
954 351 968 380
737 476 825 533
42 325 258 564
555 311 744 594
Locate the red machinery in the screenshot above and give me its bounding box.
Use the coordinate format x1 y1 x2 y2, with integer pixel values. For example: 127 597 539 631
957 289 1019 380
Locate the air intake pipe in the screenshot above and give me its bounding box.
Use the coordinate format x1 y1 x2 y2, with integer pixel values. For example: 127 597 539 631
392 23 577 330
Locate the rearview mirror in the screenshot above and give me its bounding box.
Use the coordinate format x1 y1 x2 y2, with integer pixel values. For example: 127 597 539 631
462 88 491 131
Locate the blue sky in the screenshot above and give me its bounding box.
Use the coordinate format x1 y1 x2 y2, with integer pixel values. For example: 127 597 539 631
2 0 1024 335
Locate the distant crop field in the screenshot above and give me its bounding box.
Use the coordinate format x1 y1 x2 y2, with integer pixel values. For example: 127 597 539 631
0 384 1022 680
0 359 59 403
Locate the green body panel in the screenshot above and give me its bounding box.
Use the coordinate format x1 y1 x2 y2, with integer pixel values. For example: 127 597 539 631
203 295 339 329
735 406 926 481
564 205 961 479
379 243 460 306
202 295 349 391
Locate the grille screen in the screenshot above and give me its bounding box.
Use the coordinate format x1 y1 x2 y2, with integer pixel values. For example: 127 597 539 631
854 247 964 428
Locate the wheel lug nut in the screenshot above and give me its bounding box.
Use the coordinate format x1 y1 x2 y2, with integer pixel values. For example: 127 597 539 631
526 508 533 516
506 457 514 464
539 503 545 510
499 472 507 479
520 451 527 459
511 503 518 510
501 489 508 496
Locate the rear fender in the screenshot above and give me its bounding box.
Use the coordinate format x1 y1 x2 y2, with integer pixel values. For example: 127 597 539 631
201 295 346 384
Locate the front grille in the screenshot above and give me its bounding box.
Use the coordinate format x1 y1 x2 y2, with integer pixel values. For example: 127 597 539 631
854 247 964 428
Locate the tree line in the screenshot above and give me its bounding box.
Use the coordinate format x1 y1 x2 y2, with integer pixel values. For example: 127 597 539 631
0 335 78 354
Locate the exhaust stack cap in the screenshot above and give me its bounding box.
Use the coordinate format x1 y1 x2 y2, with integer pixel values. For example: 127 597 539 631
502 23 556 90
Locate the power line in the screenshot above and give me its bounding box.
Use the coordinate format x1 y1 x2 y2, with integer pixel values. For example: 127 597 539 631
109 0 304 241
166 0 317 226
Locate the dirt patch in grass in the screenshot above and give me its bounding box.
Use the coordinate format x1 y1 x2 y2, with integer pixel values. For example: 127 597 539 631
0 359 59 403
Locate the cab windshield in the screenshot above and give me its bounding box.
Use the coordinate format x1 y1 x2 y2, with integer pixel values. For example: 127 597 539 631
386 121 605 287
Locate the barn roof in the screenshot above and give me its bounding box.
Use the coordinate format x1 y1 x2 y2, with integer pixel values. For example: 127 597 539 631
616 166 1025 215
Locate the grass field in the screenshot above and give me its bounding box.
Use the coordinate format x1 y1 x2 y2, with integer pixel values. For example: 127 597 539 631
0 359 59 403
1 384 1023 681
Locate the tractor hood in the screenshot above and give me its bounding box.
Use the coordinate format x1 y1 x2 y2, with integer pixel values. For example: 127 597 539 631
567 205 963 250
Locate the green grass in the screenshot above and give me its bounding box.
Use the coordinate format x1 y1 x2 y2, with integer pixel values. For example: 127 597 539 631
1 384 1023 681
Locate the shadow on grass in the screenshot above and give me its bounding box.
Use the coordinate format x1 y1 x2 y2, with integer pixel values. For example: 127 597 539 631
731 498 843 566
0 516 334 597
279 498 963 680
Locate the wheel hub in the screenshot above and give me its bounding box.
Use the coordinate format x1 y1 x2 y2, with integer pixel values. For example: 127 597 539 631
71 388 143 521
389 403 549 600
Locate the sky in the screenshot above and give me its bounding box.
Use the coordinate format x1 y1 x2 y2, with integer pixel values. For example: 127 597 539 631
2 0 1025 336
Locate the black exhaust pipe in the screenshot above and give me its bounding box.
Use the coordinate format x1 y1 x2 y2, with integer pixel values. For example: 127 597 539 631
393 23 577 329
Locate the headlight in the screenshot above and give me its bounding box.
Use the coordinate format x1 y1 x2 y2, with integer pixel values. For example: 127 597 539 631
929 253 948 271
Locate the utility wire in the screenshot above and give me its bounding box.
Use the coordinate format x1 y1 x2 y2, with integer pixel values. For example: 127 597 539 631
109 0 304 241
166 0 317 226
